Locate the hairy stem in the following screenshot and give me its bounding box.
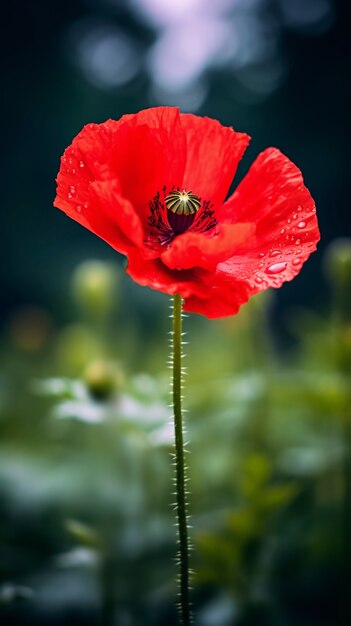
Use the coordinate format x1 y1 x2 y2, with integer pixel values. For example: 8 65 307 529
172 294 191 625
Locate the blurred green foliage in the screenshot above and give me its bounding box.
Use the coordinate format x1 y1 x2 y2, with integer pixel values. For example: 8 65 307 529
1 240 351 625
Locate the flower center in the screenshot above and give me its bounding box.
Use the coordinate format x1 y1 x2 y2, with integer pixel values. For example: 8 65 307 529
165 189 201 236
165 189 201 216
146 187 217 249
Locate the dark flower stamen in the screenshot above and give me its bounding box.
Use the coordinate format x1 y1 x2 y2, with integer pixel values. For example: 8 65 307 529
146 187 217 248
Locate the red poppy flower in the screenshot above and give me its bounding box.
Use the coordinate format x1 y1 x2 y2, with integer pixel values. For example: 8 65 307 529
54 107 320 318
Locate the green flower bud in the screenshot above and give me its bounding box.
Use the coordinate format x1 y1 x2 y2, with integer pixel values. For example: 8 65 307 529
83 359 123 400
324 238 351 285
71 260 118 318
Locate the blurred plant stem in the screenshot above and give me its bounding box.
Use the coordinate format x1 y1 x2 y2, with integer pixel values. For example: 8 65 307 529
172 294 191 625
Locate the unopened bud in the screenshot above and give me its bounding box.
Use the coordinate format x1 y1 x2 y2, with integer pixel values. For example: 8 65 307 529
83 359 123 400
324 238 351 285
72 260 118 318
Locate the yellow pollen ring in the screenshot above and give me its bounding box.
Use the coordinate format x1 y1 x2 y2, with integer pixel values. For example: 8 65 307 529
165 190 201 216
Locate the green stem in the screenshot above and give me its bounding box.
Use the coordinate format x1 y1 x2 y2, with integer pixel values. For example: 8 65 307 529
172 294 191 625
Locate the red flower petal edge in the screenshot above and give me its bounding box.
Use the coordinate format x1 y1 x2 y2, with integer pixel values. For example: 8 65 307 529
54 107 320 318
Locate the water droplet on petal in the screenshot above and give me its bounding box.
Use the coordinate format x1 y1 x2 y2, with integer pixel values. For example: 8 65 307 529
266 262 287 275
280 228 285 234
292 258 301 266
293 213 297 219
83 202 88 209
297 205 302 212
295 239 301 245
76 205 82 212
72 168 76 174
287 219 291 224
270 250 281 257
297 221 306 229
79 161 85 168
69 185 76 195
258 252 265 258
68 193 72 199
255 276 263 283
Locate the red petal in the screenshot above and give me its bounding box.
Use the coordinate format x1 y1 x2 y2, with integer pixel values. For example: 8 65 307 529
88 180 152 252
126 253 209 299
55 178 150 258
127 248 251 318
54 118 128 229
216 148 320 291
183 273 250 318
109 107 186 219
161 223 256 271
58 119 128 184
180 113 250 208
